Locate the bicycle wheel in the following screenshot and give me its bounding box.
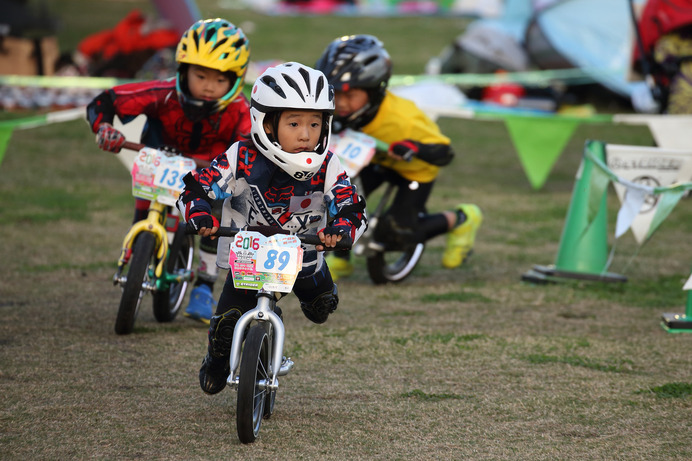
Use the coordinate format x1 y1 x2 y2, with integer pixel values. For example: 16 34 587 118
366 242 425 285
237 324 271 444
115 232 156 335
153 227 193 322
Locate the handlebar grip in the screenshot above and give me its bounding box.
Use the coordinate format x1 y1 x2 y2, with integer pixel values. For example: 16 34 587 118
297 233 353 250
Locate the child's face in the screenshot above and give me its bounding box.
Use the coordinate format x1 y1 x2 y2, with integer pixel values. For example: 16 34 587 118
334 88 369 119
186 65 232 100
265 110 324 153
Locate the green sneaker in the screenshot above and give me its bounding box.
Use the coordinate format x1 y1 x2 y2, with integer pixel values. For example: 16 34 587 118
442 204 482 269
325 254 354 281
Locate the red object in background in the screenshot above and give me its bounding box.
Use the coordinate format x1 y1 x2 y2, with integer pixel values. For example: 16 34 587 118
482 71 526 106
77 9 180 77
633 0 692 61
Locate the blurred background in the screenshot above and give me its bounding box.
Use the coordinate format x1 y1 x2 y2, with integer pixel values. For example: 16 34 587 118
4 0 688 116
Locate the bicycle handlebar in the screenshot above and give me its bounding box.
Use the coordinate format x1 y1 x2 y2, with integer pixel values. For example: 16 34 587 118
185 224 352 250
123 141 184 157
123 141 145 151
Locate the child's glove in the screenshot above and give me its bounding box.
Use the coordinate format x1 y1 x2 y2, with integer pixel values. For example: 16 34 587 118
188 211 219 232
96 123 126 153
389 140 419 161
318 225 352 250
322 225 348 238
392 140 455 166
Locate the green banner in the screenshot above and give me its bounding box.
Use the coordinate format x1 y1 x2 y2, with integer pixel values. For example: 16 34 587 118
0 69 603 91
504 115 580 189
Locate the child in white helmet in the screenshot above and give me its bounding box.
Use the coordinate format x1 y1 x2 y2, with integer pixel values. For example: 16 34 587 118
177 62 367 394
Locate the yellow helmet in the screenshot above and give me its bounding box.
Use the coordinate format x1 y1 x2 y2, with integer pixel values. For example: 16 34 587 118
175 19 250 121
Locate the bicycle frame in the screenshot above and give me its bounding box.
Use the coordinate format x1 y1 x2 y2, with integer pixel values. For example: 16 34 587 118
114 201 167 281
113 200 196 292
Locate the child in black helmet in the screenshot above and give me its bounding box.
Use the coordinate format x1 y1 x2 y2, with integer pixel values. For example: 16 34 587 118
316 34 483 280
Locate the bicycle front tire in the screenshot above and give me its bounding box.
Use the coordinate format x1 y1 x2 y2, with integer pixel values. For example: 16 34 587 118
366 242 425 285
237 324 270 444
115 232 156 335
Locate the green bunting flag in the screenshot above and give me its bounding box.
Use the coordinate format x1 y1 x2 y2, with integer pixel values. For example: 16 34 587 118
583 139 692 246
0 108 85 169
0 126 14 168
504 115 580 190
645 189 686 242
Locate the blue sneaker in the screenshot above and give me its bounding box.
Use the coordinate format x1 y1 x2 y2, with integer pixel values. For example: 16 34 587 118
184 285 216 324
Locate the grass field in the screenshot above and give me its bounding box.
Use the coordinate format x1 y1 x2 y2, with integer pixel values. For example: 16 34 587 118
2 1 692 460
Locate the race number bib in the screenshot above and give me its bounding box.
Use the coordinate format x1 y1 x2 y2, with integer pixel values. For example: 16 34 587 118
229 230 303 293
330 128 376 177
132 147 196 206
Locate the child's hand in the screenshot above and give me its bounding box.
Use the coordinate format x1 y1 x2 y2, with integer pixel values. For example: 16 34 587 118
316 227 345 251
96 123 126 153
188 212 219 239
388 140 418 161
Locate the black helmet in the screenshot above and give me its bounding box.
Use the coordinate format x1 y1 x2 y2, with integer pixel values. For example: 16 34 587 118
315 34 392 131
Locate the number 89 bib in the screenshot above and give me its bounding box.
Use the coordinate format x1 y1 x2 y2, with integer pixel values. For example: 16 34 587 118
229 230 304 293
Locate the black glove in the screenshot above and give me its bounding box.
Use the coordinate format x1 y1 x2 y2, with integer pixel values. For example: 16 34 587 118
392 140 455 166
188 211 218 232
389 140 419 161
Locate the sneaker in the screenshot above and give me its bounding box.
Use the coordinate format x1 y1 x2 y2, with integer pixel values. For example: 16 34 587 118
184 285 216 324
442 204 483 269
325 254 353 281
199 353 229 395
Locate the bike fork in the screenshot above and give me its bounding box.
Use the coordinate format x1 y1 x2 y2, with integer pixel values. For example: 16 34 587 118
227 291 289 390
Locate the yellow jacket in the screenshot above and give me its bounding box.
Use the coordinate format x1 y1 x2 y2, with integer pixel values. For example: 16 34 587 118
361 90 450 183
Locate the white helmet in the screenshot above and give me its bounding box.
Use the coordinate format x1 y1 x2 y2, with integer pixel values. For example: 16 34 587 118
250 62 335 181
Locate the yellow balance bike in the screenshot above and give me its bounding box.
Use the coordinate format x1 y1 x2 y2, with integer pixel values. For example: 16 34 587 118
112 141 196 335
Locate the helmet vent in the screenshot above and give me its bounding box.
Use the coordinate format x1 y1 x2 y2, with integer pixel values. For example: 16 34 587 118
298 67 311 87
282 74 306 102
211 37 228 52
272 154 287 165
233 37 247 49
260 76 286 98
205 27 217 43
315 76 325 101
253 133 268 151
